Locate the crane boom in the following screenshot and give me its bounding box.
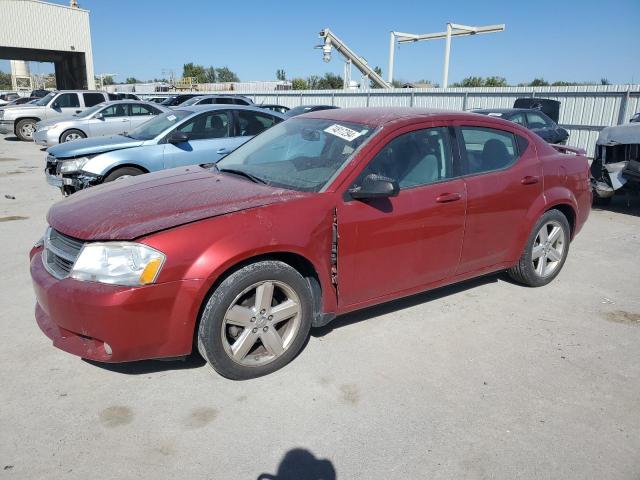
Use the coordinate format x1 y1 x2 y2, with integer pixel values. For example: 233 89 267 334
319 29 391 89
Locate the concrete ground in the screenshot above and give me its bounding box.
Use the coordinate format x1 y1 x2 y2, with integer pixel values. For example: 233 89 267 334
1 133 639 480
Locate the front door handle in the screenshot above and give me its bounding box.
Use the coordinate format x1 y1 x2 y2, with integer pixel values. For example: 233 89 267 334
122 119 128 122
216 148 229 154
436 192 462 203
521 175 540 185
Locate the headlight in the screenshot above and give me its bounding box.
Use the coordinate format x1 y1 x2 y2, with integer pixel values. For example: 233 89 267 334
70 242 165 286
60 157 90 173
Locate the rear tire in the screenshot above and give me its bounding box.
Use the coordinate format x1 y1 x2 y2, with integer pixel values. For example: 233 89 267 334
102 166 145 183
15 119 37 141
197 261 313 380
60 129 86 143
508 209 570 287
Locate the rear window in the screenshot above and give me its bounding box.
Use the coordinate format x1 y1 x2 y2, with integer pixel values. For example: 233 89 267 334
460 127 520 174
83 92 105 107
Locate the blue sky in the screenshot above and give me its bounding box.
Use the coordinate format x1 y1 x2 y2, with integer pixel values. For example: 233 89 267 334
2 0 639 85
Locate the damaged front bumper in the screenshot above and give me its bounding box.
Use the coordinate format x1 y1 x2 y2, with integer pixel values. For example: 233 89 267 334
45 154 100 194
590 143 640 198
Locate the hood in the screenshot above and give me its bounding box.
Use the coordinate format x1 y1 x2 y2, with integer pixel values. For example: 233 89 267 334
597 123 640 145
47 135 144 158
37 115 83 128
47 166 308 240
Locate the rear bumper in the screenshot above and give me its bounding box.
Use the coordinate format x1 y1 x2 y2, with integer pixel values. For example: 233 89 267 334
0 120 13 134
30 249 205 362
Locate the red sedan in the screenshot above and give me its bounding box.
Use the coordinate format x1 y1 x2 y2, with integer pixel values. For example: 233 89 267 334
30 108 591 379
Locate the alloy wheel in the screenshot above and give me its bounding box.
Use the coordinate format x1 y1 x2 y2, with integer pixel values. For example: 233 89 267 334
531 220 566 278
220 280 301 367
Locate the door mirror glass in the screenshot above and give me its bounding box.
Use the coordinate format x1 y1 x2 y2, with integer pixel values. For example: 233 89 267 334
94 112 103 120
349 174 399 200
168 131 189 144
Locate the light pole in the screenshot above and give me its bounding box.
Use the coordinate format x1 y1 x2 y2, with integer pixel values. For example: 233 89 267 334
388 22 505 88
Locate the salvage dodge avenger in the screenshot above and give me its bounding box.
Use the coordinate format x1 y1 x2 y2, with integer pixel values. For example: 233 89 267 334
30 108 591 380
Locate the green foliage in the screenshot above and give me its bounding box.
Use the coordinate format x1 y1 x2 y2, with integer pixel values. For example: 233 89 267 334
216 67 240 83
600 78 610 85
125 77 139 84
529 78 549 87
182 63 221 83
483 76 508 87
317 72 343 89
102 75 115 85
370 66 383 88
291 78 309 90
276 69 286 81
0 70 12 89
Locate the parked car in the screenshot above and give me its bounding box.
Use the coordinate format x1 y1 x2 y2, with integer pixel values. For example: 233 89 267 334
145 96 168 104
30 89 51 98
6 96 38 106
159 94 202 107
45 105 284 195
177 95 254 107
0 92 20 106
630 112 640 123
472 108 569 144
259 104 290 114
0 90 110 141
33 100 171 146
284 105 338 118
108 92 141 101
30 108 591 379
591 122 640 204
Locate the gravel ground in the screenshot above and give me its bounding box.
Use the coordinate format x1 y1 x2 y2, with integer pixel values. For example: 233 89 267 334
1 133 639 480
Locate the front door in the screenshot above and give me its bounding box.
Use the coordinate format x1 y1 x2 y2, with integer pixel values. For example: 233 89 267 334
453 123 543 275
48 93 81 120
88 104 131 137
164 110 242 168
338 125 467 308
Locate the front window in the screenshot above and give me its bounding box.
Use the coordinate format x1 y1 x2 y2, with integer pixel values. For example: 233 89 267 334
35 92 56 106
216 118 375 192
126 110 190 140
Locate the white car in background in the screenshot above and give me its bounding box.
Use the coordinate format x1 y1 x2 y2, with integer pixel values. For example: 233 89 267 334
33 100 171 146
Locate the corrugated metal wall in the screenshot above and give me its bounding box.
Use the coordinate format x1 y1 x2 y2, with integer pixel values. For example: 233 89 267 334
225 85 639 156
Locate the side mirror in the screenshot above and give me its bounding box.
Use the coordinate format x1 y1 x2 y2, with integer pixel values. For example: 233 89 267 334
94 112 104 120
349 174 399 200
51 102 60 110
167 131 189 144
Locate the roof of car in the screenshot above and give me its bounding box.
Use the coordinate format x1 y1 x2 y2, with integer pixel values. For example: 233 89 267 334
472 108 543 114
301 107 487 127
174 104 285 116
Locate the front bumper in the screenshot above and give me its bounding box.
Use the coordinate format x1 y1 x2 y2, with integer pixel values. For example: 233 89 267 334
34 128 59 146
30 249 206 362
0 120 13 134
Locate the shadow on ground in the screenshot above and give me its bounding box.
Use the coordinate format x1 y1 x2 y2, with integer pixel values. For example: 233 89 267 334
313 273 502 337
256 448 336 480
592 195 640 218
84 352 206 375
3 136 20 142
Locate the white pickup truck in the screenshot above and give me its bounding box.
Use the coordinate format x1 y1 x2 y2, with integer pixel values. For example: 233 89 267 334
0 90 109 141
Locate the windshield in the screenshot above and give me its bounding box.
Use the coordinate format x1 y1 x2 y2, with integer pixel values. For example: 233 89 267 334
216 118 375 192
75 103 106 118
35 92 56 106
179 97 202 106
126 110 191 140
160 96 178 106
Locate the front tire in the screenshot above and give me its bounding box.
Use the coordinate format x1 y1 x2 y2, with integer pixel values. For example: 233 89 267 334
60 129 86 143
15 119 37 141
508 209 570 287
197 261 313 380
102 166 145 183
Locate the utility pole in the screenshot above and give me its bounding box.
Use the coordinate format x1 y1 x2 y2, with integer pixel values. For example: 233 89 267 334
388 22 505 88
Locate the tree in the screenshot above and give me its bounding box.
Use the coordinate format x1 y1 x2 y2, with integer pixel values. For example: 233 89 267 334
316 72 343 89
306 75 321 90
291 78 309 90
483 76 507 87
452 76 484 87
102 75 115 85
216 67 240 83
276 69 286 81
0 71 12 89
203 67 216 83
600 78 611 85
125 77 140 84
183 63 206 82
529 78 549 87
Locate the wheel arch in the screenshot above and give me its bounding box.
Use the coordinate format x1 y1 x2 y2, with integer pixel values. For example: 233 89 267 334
58 128 87 143
193 251 326 343
101 163 149 180
14 116 41 135
546 202 576 238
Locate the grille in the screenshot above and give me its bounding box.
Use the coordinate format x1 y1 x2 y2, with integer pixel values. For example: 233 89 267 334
43 228 85 279
46 155 60 176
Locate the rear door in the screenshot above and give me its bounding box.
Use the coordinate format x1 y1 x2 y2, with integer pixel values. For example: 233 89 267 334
128 103 160 129
453 123 542 275
164 110 234 167
337 124 467 307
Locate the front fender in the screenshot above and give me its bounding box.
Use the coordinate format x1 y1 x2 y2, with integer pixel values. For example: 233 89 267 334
82 145 162 176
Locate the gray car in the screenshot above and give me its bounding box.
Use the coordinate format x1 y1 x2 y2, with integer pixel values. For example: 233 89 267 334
33 101 171 146
176 94 254 107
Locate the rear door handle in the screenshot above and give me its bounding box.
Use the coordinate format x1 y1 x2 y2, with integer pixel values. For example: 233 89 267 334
216 148 229 154
436 192 462 203
521 176 539 185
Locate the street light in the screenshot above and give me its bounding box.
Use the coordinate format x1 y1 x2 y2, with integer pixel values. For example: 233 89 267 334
388 22 505 88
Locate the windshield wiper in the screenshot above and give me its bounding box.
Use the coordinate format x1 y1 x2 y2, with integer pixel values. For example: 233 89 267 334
217 167 267 185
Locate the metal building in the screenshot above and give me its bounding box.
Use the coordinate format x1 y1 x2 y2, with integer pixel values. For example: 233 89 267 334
0 0 95 89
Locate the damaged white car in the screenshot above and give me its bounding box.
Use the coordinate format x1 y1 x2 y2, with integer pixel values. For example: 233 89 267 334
591 122 640 204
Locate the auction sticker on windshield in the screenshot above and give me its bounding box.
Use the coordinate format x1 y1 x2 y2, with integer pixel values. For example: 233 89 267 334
324 124 363 142
167 114 177 121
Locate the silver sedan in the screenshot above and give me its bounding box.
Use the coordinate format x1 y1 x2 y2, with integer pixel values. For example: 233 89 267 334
33 101 171 146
